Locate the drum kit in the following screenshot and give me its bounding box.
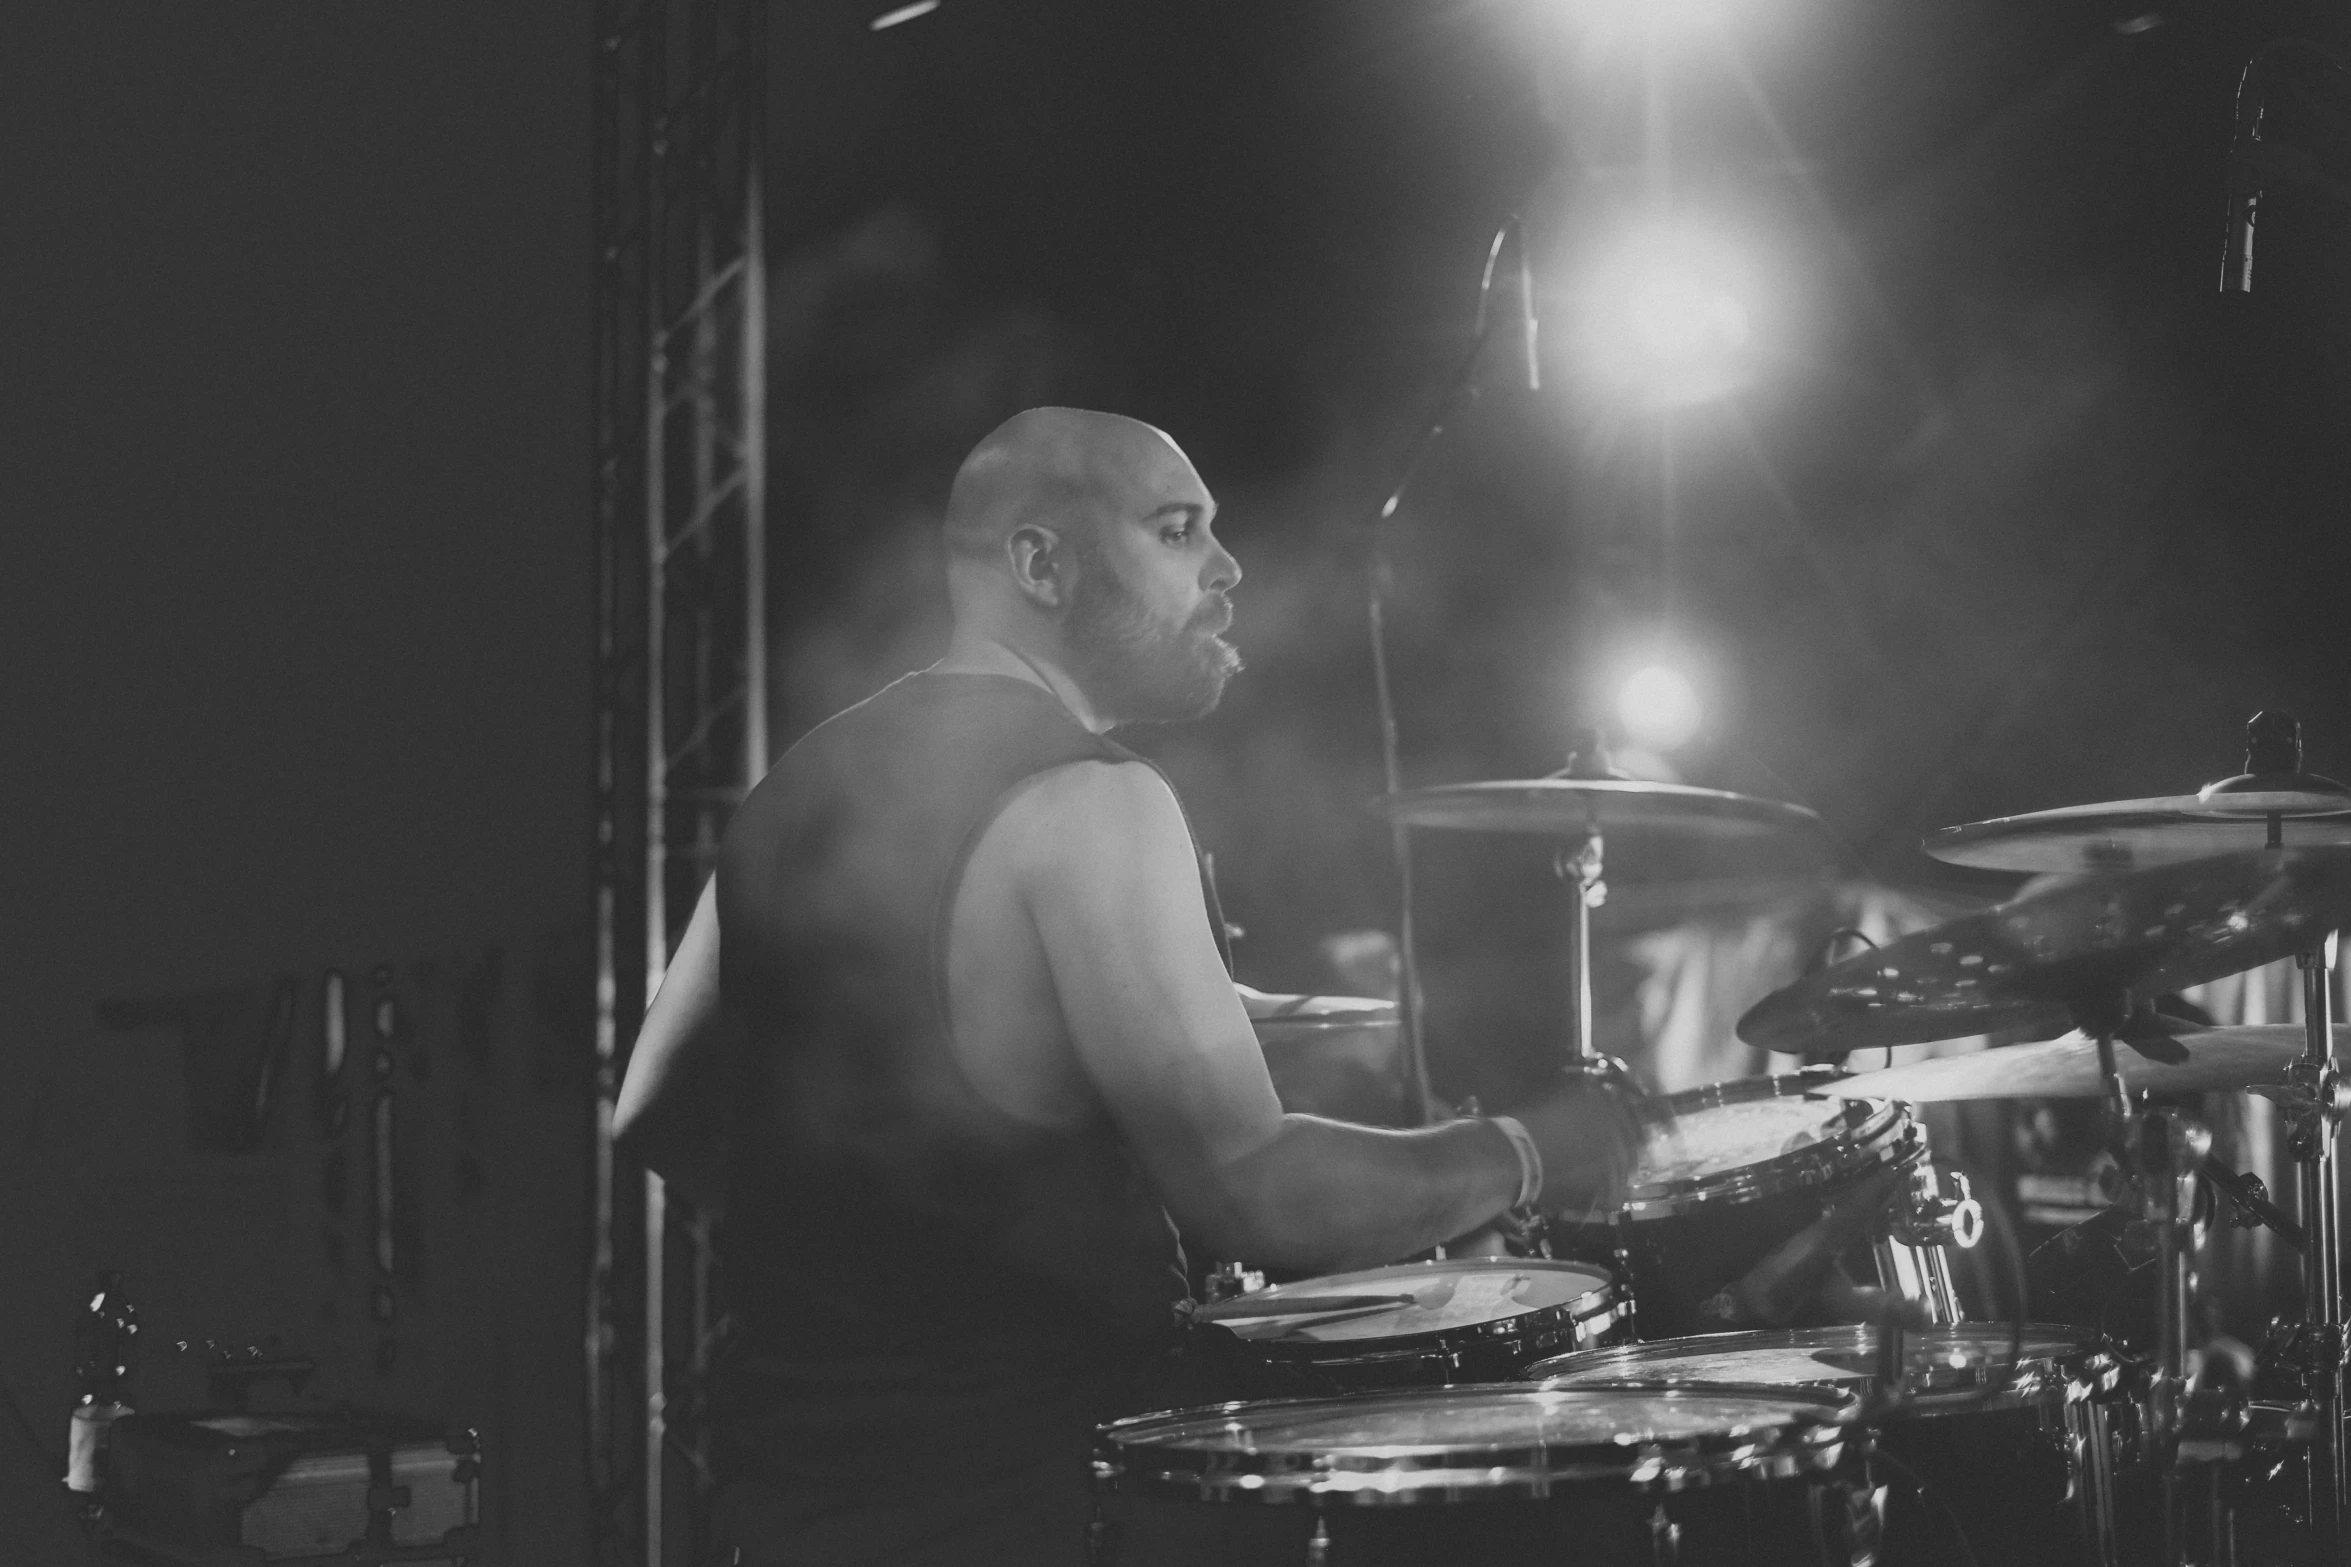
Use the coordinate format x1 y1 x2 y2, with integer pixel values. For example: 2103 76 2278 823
1093 713 2351 1565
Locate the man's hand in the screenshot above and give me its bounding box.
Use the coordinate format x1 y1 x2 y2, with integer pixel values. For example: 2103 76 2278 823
1511 1074 1648 1218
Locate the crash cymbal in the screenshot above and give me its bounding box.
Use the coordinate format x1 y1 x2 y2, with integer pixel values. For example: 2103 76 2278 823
1830 1026 2334 1101
1923 790 2351 874
1736 848 2351 1055
1926 709 2351 873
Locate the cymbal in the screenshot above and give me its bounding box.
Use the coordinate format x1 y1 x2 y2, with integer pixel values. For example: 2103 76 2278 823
1830 1026 2334 1101
1377 778 1836 867
1243 991 1410 1128
1240 988 1396 1031
1924 788 2351 874
1736 848 2351 1055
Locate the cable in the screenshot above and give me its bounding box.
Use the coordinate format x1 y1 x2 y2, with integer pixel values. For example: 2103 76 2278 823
2247 36 2351 85
1808 926 1877 976
1869 1446 1983 1567
1980 1171 2031 1395
1363 214 1545 1126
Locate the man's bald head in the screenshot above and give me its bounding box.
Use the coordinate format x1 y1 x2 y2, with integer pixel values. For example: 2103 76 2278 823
937 407 1240 726
943 407 1199 564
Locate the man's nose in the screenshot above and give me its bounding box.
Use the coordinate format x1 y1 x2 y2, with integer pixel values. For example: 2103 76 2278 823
1203 539 1241 595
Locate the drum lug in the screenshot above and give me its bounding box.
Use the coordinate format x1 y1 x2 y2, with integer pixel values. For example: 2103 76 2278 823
1892 1163 1984 1251
1647 1504 1681 1566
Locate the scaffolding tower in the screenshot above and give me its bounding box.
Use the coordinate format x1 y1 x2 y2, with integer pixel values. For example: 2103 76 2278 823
589 1 766 1563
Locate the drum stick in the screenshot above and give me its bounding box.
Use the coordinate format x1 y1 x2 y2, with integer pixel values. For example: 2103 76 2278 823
1194 1294 1415 1322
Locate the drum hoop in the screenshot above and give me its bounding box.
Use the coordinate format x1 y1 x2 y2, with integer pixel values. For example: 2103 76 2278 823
1093 1380 1857 1505
1523 1324 2121 1415
1253 1011 1398 1037
1621 1074 1912 1219
1240 1261 1627 1363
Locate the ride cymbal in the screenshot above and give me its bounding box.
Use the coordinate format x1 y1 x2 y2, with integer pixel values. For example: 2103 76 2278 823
1377 778 1836 877
1925 709 2351 873
1923 791 2351 874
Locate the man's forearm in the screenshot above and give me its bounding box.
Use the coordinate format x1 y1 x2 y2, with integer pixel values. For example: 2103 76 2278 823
1214 1115 1521 1273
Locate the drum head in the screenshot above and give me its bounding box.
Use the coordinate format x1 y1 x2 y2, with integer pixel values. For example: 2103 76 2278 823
1096 1382 1857 1504
1624 1074 1907 1216
1528 1324 2106 1412
1216 1259 1615 1345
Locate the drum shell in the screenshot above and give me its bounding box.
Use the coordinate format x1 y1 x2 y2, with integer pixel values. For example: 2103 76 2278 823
1868 1397 2129 1567
1090 1475 1851 1566
1552 1073 1927 1340
1092 1382 1864 1567
1525 1325 2141 1567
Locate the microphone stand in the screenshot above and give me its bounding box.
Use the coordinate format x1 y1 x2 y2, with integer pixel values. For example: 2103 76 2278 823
1365 216 1536 1127
2214 49 2351 1550
2219 39 2351 296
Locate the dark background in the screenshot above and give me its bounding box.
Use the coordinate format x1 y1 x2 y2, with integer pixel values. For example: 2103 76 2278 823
5 0 2348 1556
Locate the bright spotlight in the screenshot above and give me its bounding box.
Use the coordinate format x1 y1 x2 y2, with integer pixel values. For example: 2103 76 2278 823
1581 222 1764 409
1618 664 1702 750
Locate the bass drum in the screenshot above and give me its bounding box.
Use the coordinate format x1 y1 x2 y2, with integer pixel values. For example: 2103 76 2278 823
1527 1323 2142 1567
1206 1258 1627 1390
1091 1381 1868 1566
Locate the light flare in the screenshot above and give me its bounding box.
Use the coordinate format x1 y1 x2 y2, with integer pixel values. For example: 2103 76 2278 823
1618 663 1703 750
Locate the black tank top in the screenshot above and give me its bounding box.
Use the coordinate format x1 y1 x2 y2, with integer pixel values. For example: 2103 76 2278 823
710 671 1218 1497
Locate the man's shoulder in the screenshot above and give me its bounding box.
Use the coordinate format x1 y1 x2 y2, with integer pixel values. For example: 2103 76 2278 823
990 756 1190 866
1017 753 1174 811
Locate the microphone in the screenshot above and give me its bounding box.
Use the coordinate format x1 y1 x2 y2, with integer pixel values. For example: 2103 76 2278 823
2219 67 2265 294
1518 235 1542 392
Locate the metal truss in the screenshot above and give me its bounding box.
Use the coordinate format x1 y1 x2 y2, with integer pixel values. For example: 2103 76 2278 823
590 1 767 1563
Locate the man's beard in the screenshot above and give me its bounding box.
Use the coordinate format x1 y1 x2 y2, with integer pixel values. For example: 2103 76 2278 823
1064 548 1242 726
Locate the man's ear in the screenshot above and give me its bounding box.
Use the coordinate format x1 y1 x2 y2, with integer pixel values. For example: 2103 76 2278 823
1007 524 1069 609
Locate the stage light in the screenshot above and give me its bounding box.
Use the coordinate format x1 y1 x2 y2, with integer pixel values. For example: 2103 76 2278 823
1579 221 1763 409
1618 663 1702 750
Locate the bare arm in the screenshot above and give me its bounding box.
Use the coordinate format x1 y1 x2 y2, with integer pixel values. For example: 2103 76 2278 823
1007 761 1619 1273
612 876 727 1208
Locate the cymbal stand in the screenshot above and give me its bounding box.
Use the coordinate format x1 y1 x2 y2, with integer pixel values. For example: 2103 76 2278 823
1361 215 1538 1129
2092 1021 2211 1566
1555 828 1605 1066
2254 933 2348 1550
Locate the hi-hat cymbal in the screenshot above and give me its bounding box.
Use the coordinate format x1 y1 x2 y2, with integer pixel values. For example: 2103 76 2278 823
1830 1026 2334 1101
1924 789 2351 874
1736 848 2351 1055
1377 778 1836 868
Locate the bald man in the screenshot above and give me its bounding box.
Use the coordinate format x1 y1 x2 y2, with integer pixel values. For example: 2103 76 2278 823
614 408 1639 1566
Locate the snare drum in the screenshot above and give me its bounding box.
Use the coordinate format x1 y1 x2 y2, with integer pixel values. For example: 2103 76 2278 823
1527 1323 2139 1567
1556 1070 1954 1339
1092 1381 1867 1566
1206 1258 1626 1390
